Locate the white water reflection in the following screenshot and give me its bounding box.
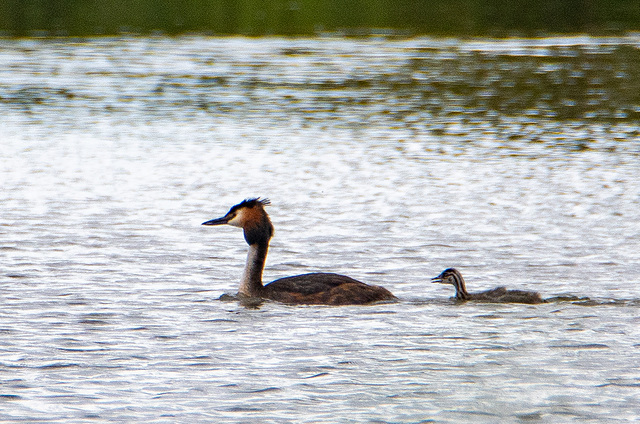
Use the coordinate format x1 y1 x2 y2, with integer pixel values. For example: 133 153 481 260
1 36 639 422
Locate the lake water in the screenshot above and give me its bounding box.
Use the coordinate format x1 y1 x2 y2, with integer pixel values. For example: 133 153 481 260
1 35 640 423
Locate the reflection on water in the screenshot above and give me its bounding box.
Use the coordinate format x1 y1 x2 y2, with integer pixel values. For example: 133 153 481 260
2 36 640 122
1 36 639 422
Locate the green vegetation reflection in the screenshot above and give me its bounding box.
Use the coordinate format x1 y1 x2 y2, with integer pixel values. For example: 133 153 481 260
1 0 639 36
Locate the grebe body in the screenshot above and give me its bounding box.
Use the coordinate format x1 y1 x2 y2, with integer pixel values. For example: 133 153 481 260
432 268 543 304
203 198 396 305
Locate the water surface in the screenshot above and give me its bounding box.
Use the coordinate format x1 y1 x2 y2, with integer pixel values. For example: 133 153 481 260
1 36 639 423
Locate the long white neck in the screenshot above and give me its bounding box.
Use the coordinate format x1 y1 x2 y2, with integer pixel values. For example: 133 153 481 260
238 242 269 297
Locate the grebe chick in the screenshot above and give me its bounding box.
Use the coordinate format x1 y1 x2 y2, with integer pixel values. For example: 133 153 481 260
432 268 543 304
202 198 396 306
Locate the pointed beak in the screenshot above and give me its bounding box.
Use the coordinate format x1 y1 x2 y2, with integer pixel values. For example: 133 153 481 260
202 216 229 226
431 274 444 284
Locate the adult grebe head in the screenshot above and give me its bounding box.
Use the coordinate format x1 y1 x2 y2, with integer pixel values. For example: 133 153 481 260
202 198 274 245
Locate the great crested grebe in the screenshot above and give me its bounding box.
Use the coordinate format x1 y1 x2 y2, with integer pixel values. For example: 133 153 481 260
202 198 396 305
432 268 543 304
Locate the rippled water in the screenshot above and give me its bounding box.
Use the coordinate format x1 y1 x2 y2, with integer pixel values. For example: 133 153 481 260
1 36 640 422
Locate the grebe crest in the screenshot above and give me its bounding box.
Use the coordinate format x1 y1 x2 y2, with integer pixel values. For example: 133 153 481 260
203 198 396 306
432 268 543 304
